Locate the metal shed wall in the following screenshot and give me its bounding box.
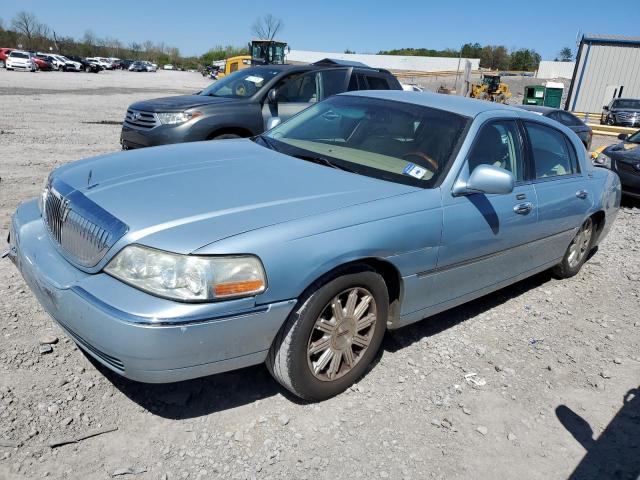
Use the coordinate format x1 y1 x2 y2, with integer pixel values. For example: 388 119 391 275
567 37 640 112
287 50 480 72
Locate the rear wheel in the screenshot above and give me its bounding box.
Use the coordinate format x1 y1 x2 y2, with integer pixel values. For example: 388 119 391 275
267 265 388 401
552 217 594 278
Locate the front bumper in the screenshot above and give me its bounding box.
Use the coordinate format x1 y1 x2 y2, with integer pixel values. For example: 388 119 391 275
7 200 295 383
120 123 195 149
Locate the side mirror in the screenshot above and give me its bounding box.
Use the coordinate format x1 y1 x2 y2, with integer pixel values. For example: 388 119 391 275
618 133 628 141
453 164 515 196
266 117 282 130
267 88 278 104
602 105 609 110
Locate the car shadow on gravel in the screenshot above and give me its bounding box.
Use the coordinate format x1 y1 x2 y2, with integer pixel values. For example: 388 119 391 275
86 356 301 419
382 270 554 353
556 386 640 480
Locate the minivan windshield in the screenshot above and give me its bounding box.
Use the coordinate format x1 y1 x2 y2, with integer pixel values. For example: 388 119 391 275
612 99 640 110
263 95 470 188
200 67 280 98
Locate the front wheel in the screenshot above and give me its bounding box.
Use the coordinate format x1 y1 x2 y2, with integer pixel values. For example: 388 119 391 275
552 217 594 278
267 265 388 401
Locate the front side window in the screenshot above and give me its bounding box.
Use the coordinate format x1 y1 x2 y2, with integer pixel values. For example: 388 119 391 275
277 71 318 103
199 67 280 98
263 95 469 188
525 122 576 179
467 121 524 181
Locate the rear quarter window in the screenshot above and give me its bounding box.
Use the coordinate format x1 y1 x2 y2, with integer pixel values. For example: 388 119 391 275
365 76 390 90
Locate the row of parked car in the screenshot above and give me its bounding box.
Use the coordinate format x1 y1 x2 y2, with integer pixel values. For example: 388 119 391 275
0 48 159 73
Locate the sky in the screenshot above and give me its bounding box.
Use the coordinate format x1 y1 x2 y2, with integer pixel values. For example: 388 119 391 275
2 0 639 60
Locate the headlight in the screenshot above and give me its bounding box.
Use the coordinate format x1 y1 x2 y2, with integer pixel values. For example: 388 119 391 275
593 153 612 169
156 111 202 125
104 245 266 302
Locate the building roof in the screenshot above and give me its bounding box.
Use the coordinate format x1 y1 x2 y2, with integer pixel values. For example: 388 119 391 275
582 34 640 46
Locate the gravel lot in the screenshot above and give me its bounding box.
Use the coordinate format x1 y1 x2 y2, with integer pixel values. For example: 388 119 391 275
1 69 639 480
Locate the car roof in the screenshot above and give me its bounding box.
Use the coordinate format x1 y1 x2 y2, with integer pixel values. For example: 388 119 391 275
341 90 521 118
516 105 557 115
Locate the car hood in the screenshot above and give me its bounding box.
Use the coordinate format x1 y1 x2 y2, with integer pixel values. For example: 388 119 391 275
52 139 418 257
129 95 237 112
606 142 640 160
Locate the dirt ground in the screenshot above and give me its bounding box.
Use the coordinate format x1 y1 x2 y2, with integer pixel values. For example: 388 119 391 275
0 69 639 480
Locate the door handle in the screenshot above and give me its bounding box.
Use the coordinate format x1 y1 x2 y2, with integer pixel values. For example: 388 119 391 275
513 202 534 215
576 190 589 199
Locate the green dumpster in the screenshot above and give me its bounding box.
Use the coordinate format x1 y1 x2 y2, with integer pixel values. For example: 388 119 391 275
542 81 564 108
523 85 545 105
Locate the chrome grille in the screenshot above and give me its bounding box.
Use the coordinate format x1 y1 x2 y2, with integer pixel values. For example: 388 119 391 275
615 112 640 122
123 109 160 130
42 178 128 267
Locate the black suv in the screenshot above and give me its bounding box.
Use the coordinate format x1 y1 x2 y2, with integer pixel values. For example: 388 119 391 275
601 98 640 127
120 61 402 149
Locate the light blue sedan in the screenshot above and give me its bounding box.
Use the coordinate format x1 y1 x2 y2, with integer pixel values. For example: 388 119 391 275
5 91 621 400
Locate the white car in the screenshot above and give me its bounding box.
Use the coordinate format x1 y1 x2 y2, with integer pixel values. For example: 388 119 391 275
401 83 424 92
87 57 112 70
5 50 36 72
163 64 174 70
144 61 158 72
53 54 81 71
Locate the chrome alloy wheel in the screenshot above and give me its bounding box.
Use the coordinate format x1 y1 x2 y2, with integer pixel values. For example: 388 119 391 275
567 218 593 268
307 287 378 381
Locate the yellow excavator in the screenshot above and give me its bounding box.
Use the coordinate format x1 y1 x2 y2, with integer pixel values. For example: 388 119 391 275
469 75 511 104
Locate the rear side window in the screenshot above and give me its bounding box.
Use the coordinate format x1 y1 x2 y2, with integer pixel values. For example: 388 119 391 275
557 111 584 127
467 121 524 181
365 76 390 90
525 122 576 179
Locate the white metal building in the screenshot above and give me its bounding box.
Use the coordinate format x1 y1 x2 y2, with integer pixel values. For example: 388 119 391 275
565 34 640 112
287 50 480 73
536 61 575 79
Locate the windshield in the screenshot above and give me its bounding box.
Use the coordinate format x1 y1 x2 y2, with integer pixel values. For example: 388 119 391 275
200 68 280 98
627 130 640 143
264 95 470 188
612 99 640 109
11 52 28 59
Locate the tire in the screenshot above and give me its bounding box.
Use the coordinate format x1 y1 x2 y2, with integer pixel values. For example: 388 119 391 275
552 217 595 279
267 265 389 401
606 117 615 126
212 133 241 140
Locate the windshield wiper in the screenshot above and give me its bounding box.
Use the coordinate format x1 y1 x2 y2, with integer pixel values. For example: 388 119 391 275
256 134 280 152
293 153 355 173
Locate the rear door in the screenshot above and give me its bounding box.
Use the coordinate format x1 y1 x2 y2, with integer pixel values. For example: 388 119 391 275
523 120 593 264
262 68 350 129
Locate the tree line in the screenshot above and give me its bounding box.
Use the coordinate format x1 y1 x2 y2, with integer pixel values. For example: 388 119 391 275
378 42 550 71
0 11 251 69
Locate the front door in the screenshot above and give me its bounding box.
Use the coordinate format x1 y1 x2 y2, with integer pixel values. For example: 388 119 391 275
262 68 350 130
429 120 539 307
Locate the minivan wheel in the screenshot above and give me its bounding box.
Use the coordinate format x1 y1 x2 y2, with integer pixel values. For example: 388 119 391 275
552 217 594 279
267 265 388 401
